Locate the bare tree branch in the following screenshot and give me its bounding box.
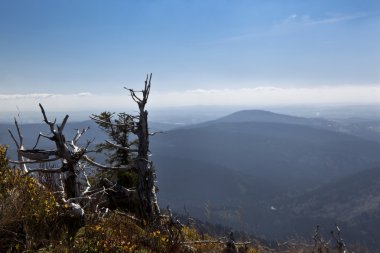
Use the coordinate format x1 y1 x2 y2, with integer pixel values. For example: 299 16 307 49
66 185 116 202
71 127 90 146
124 74 152 106
105 140 138 152
58 114 69 133
149 131 163 136
8 118 24 149
8 118 28 173
90 115 136 128
18 149 57 160
32 132 53 149
8 129 20 149
82 155 135 171
9 157 60 164
39 103 55 132
124 87 143 104
23 168 62 176
14 117 23 145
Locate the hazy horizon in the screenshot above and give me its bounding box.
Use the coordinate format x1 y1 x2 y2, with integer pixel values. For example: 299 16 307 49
1 103 379 125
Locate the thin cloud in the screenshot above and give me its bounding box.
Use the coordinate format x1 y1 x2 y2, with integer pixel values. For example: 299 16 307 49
211 12 368 44
282 13 367 26
0 93 56 100
185 87 284 94
150 85 380 107
0 92 92 100
75 92 92 97
1 86 379 112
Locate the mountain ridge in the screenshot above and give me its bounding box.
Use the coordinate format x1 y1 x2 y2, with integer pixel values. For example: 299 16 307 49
189 109 335 129
150 109 380 247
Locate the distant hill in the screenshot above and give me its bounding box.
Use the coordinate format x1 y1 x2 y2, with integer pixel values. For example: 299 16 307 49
152 119 380 192
150 110 380 247
209 109 332 126
189 109 380 142
289 166 380 220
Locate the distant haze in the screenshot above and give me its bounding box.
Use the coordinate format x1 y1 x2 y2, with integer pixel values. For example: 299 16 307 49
1 85 379 114
1 103 380 125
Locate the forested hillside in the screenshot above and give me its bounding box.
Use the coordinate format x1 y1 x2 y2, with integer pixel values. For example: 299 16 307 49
151 110 380 249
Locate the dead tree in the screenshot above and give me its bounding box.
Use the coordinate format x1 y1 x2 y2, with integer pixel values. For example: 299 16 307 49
10 104 90 200
8 118 28 173
87 73 160 222
331 225 346 253
127 73 160 221
312 225 330 253
8 104 91 239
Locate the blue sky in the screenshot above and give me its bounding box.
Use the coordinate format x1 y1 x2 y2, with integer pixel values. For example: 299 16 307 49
0 0 379 111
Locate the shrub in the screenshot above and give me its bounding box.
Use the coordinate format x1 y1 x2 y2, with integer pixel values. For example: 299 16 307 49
0 145 64 252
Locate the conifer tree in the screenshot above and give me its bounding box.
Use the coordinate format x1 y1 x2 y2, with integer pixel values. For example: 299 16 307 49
91 111 138 188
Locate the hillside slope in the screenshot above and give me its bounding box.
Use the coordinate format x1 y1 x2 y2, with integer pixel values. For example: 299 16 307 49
152 120 380 191
151 110 380 247
279 167 380 248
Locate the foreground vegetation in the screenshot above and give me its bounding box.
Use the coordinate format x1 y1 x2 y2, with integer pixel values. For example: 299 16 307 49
1 143 322 253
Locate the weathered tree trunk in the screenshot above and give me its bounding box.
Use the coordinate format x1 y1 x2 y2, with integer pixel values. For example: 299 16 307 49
132 74 160 222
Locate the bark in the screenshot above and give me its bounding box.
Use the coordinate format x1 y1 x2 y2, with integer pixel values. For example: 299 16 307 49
127 74 160 221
